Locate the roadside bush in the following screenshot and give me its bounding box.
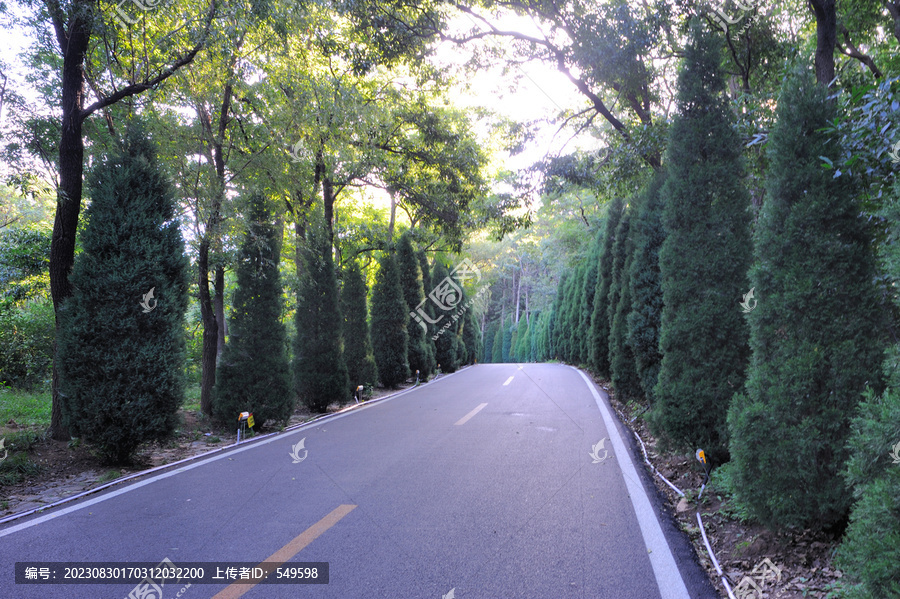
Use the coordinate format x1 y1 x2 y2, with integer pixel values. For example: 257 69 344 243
836 379 900 599
0 299 54 389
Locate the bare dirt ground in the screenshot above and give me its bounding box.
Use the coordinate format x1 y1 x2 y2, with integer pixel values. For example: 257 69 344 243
596 373 845 599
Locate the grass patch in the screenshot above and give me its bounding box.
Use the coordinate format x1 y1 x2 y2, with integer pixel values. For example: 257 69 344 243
97 470 122 483
0 386 51 428
2 429 43 452
0 452 43 487
182 384 201 413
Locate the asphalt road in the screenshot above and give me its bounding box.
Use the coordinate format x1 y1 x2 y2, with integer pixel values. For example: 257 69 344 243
0 363 718 598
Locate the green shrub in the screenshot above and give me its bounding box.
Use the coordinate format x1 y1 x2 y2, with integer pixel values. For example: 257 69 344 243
0 299 54 389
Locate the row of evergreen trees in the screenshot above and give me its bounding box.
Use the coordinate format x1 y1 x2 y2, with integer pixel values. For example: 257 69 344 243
480 311 552 364
540 21 892 568
55 128 480 463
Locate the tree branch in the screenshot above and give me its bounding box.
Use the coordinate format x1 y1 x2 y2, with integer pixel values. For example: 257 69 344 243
81 0 217 120
837 22 882 78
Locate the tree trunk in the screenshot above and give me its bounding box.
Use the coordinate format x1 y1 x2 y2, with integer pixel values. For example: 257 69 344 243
884 0 900 45
198 237 218 416
323 175 335 247
48 3 91 441
524 288 530 326
809 0 837 85
388 190 397 239
214 265 226 360
514 271 521 323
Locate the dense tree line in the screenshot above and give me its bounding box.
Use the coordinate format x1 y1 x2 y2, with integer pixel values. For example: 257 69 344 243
476 20 898 597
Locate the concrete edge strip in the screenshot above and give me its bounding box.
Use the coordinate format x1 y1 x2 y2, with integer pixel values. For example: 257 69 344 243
573 367 691 599
0 367 471 536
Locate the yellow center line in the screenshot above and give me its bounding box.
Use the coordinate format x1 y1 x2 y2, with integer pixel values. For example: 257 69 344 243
455 402 488 426
210 504 356 599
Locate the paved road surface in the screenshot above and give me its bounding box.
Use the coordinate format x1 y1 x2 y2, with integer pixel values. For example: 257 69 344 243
0 364 718 598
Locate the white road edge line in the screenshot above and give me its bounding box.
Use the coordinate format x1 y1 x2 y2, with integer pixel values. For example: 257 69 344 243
574 367 691 599
454 402 488 426
0 367 474 539
502 376 514 386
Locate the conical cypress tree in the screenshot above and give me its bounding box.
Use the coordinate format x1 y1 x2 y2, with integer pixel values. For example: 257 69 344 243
397 233 433 378
627 172 667 403
483 320 497 363
651 22 751 461
726 69 886 528
501 315 513 363
461 306 481 365
579 240 601 361
214 193 293 427
294 223 350 412
371 250 410 387
417 250 438 374
836 178 900 595
609 201 642 401
515 318 530 362
340 259 378 392
492 322 503 363
590 198 624 377
58 126 189 464
549 273 567 360
432 259 462 372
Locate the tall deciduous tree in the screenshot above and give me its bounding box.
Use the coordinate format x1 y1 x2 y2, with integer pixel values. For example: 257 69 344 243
652 22 751 462
214 193 292 426
57 127 188 463
727 70 885 528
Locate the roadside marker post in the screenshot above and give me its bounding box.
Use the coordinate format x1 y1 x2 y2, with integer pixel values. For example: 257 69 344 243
237 412 254 444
